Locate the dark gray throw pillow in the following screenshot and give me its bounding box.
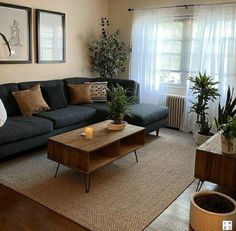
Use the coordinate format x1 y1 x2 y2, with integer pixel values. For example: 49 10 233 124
41 85 68 110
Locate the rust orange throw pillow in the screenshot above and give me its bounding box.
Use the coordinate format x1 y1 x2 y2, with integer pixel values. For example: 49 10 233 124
12 84 49 116
68 83 93 105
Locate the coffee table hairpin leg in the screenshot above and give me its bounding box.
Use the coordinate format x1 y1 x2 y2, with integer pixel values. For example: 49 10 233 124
196 179 204 192
83 174 91 193
54 163 60 178
134 150 139 163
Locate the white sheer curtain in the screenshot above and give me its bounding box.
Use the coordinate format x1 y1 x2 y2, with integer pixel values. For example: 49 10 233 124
181 4 236 132
130 9 176 105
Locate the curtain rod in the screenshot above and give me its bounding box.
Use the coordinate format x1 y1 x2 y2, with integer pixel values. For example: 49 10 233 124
128 1 236 11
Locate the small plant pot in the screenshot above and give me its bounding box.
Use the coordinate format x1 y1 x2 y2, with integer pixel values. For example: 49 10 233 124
190 191 236 231
195 131 213 145
106 121 127 131
221 135 236 155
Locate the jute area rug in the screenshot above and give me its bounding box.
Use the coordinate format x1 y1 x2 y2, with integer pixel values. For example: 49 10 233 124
0 128 195 231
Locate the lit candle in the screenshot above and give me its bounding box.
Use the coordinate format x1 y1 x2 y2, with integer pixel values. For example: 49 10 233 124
85 127 93 139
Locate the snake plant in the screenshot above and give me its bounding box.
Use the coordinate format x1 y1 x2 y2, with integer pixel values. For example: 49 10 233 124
0 32 11 57
215 86 236 130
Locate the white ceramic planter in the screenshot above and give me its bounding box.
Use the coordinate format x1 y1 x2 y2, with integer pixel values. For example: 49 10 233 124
106 121 127 131
192 121 200 138
195 131 212 145
190 191 236 231
0 99 7 127
221 135 236 155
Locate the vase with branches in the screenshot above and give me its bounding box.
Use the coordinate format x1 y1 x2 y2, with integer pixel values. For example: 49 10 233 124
88 17 131 78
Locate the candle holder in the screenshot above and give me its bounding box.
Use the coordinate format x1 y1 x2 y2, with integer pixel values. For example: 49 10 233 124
85 127 93 139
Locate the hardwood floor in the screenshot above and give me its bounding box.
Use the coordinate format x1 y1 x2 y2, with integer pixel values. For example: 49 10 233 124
0 179 235 231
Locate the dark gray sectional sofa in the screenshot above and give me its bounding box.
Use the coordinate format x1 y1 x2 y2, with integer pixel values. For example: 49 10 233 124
0 77 169 159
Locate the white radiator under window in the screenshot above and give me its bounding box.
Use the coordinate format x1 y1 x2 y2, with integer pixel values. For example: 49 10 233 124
166 95 185 129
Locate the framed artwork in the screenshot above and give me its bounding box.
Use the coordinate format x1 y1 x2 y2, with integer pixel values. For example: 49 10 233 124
36 9 66 63
0 2 32 64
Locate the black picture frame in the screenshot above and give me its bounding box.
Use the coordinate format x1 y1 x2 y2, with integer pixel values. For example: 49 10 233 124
36 9 66 63
0 2 32 64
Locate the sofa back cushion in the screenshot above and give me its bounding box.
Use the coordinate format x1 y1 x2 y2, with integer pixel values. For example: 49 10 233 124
0 83 20 116
18 79 68 105
41 85 68 110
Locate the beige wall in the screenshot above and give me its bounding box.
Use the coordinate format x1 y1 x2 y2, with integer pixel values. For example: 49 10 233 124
108 0 234 78
0 0 108 84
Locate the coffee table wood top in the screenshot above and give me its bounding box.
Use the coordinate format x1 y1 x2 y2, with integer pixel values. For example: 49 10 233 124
49 120 144 152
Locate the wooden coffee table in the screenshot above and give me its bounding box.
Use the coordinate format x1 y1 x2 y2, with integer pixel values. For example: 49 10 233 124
48 120 145 192
195 132 236 191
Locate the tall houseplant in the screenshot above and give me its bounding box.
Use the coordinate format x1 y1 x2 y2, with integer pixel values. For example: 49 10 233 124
106 84 135 130
189 72 220 145
0 32 11 57
88 17 131 78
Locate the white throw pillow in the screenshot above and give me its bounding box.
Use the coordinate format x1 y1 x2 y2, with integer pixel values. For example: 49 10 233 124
0 99 7 127
85 82 108 102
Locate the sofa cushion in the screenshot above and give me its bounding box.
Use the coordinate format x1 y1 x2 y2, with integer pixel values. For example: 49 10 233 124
125 103 169 126
82 103 109 120
0 116 53 145
41 84 68 110
35 105 96 129
0 83 20 116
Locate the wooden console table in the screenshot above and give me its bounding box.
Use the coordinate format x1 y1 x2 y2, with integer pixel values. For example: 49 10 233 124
195 133 236 191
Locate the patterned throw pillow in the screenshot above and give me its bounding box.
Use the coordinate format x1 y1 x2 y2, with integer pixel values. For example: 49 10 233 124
89 82 108 102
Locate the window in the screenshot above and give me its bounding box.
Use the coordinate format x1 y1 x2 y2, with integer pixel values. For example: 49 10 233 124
158 18 193 88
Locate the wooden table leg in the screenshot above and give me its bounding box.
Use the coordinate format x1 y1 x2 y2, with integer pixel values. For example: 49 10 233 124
83 174 91 193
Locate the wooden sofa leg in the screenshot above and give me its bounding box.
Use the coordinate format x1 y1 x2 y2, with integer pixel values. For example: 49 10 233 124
156 129 159 136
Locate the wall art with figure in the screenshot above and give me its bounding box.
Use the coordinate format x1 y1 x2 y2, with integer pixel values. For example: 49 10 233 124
0 2 32 64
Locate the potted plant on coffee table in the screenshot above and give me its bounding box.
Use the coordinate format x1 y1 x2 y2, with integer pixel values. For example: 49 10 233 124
189 72 220 145
221 117 236 154
106 84 135 130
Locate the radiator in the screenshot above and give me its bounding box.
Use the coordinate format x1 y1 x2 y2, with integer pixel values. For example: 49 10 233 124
166 95 185 129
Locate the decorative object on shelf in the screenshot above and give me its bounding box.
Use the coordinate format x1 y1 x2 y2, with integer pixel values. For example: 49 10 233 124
106 84 135 130
190 191 236 231
85 127 93 139
221 117 236 154
0 2 32 64
214 86 236 130
189 72 220 145
88 17 131 78
36 9 65 63
0 99 7 127
0 32 11 57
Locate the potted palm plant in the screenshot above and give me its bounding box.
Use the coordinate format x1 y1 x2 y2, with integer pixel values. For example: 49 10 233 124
106 84 135 130
189 72 220 145
0 32 11 57
221 117 236 154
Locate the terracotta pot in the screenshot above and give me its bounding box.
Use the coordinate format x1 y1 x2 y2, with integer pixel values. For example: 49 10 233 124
190 191 236 231
221 135 236 155
195 131 213 145
106 121 127 131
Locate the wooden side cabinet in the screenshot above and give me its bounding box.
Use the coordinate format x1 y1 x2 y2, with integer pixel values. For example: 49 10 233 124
195 133 236 189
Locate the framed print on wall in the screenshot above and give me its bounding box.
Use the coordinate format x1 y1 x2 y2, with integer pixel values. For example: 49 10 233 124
0 2 32 64
36 9 66 63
